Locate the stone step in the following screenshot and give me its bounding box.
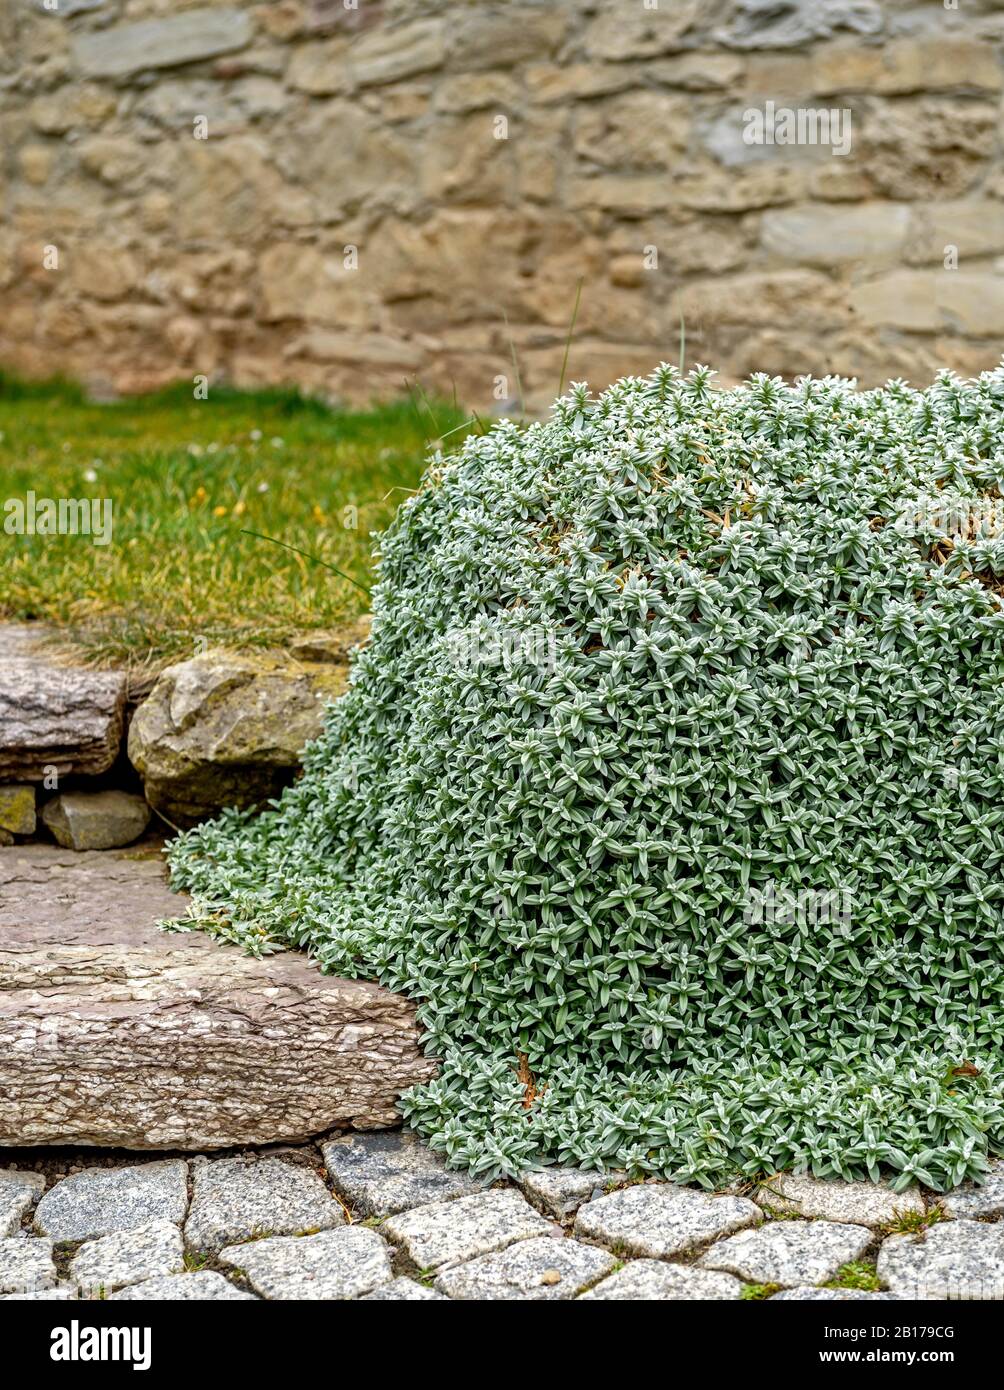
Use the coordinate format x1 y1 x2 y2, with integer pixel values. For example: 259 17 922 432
0 844 436 1149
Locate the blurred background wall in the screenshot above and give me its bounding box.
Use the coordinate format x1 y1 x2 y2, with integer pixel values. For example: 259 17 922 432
3 0 1004 410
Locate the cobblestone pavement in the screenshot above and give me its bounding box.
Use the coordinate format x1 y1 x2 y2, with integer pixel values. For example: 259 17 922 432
3 1134 1003 1301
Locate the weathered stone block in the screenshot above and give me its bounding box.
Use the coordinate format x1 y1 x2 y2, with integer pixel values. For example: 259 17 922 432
322 1131 483 1216
574 1184 761 1260
878 1221 1004 1300
757 1173 925 1227
813 38 1002 95
127 645 350 825
185 1156 343 1252
350 18 445 87
34 1162 188 1244
0 786 35 837
450 9 567 70
583 2 699 60
700 1219 872 1285
524 63 633 105
41 791 151 852
761 202 910 265
0 844 437 1149
849 270 1004 336
906 201 1004 265
0 625 126 782
721 0 883 51
219 1226 392 1299
574 92 690 170
72 9 253 80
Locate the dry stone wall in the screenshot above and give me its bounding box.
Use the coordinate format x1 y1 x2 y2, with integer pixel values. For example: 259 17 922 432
3 0 1004 410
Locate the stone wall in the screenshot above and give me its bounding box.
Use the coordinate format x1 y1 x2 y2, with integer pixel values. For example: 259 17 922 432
3 0 1004 411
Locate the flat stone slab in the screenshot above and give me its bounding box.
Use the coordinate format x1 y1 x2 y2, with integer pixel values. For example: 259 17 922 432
321 1131 483 1216
72 9 253 81
220 1227 392 1299
878 1220 1004 1300
435 1235 614 1301
384 1189 552 1271
700 1219 872 1286
0 624 126 780
574 1184 761 1260
109 1271 256 1301
0 1170 45 1236
0 1236 56 1296
34 1161 188 1243
581 1260 746 1300
937 1160 1004 1221
757 1173 925 1227
360 1277 448 1301
770 1286 900 1301
0 844 436 1148
71 1220 185 1295
185 1156 343 1253
518 1167 607 1219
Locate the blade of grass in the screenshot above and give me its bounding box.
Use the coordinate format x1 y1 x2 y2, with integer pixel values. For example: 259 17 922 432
558 278 583 398
240 529 371 596
502 309 526 417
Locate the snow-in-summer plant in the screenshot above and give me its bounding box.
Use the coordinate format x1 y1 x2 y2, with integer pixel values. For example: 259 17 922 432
169 365 1004 1191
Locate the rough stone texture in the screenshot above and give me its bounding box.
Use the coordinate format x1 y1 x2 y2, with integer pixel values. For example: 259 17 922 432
760 204 911 266
757 1173 926 1227
0 1170 45 1237
0 787 36 837
581 1260 745 1301
878 1221 1004 1300
128 647 350 825
72 10 253 80
518 1167 606 1219
0 626 126 781
770 1286 900 1301
937 1161 1004 1221
41 791 151 851
384 1189 552 1271
360 1276 448 1301
33 1161 188 1243
322 1131 483 1217
70 1220 185 1295
700 1219 872 1287
574 1184 762 1260
434 1235 614 1301
109 1271 256 1301
185 1156 343 1253
0 1237 56 1296
1 4 1002 405
219 1226 392 1299
0 843 436 1148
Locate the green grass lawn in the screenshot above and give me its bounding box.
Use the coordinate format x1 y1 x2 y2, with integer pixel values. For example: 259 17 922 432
0 377 468 670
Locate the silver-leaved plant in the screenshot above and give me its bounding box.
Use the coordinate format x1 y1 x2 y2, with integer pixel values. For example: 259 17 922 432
168 363 1004 1191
